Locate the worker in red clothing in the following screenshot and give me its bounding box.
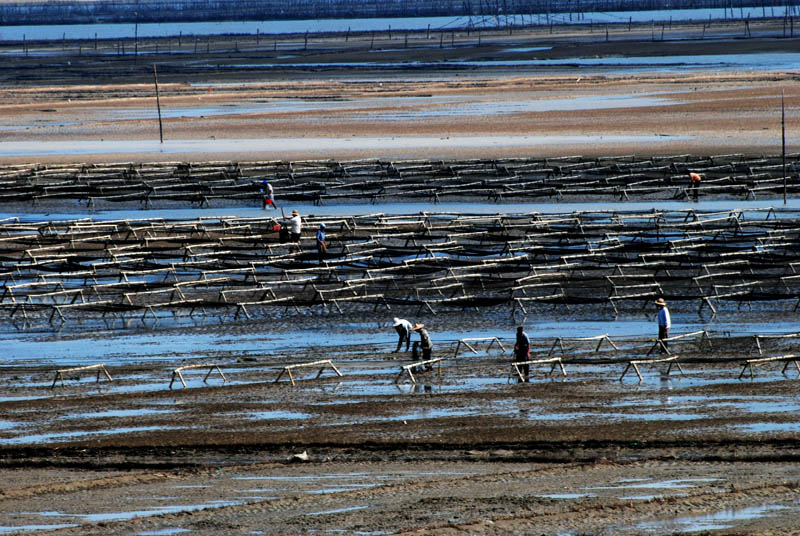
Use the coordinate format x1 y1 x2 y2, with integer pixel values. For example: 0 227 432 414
688 171 702 200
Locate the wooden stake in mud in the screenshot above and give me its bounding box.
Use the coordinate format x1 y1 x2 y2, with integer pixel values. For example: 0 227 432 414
783 89 787 205
153 64 164 144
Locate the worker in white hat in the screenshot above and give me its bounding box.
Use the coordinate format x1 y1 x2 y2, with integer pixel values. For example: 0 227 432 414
391 317 413 352
287 210 302 242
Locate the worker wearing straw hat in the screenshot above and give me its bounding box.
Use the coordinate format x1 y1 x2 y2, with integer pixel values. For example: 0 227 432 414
411 323 433 365
656 298 671 352
391 317 413 352
287 210 302 243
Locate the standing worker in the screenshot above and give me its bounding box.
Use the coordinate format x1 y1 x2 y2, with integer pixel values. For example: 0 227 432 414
315 223 327 264
287 210 302 242
261 180 278 210
514 326 531 382
688 171 702 201
412 323 434 371
392 317 413 352
656 298 671 353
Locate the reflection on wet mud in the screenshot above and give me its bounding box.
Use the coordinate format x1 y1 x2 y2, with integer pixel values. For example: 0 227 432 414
634 504 790 533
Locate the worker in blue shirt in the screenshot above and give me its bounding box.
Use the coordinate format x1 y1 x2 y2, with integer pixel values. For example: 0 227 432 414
315 223 327 264
656 298 671 353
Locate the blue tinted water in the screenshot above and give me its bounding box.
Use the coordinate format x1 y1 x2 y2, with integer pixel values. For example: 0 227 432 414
0 8 786 41
634 504 789 533
3 318 798 368
97 94 675 123
7 199 797 222
0 135 692 158
202 52 800 72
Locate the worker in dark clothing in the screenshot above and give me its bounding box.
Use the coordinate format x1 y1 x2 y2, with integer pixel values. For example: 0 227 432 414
514 326 531 382
411 324 433 372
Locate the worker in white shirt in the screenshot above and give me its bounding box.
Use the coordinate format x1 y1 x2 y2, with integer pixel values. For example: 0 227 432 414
287 210 302 242
392 317 413 352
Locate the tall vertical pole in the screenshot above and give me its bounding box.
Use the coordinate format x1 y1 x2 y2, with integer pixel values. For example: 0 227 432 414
153 64 163 144
782 89 787 205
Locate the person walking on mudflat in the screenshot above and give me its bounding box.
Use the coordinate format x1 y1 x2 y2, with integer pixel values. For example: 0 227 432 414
656 298 671 353
261 180 278 210
514 326 531 382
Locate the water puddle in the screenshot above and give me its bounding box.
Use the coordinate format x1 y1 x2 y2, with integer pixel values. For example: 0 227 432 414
735 422 800 434
615 478 719 489
138 529 191 536
244 410 312 420
526 411 707 423
80 94 678 125
307 505 370 516
502 47 553 53
2 425 176 445
396 407 479 421
233 473 389 496
614 396 800 416
307 483 379 494
359 95 678 121
634 504 789 533
0 524 78 534
536 492 596 499
76 500 242 522
587 478 718 501
63 408 177 420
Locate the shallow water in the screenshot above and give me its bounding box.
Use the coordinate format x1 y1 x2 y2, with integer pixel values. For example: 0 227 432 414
0 7 784 41
62 94 674 125
736 422 800 434
0 524 78 535
353 95 678 121
78 501 243 522
634 504 790 533
0 135 692 158
202 52 800 73
2 425 171 445
8 199 797 223
2 317 797 369
138 529 191 536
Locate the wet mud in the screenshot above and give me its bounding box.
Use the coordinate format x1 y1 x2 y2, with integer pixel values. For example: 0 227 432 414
2 19 800 536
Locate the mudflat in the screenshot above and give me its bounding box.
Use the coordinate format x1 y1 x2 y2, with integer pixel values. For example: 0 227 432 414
1 17 800 536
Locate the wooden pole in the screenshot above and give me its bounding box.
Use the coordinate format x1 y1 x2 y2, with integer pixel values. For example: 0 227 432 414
783 89 787 205
153 64 163 144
